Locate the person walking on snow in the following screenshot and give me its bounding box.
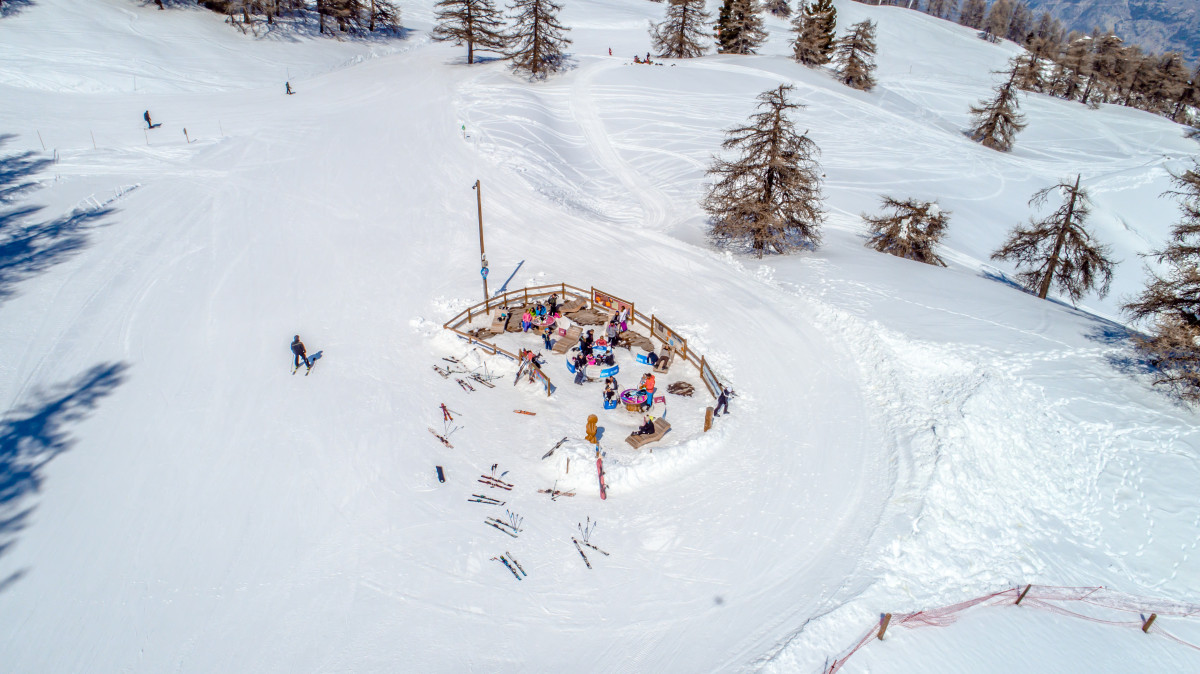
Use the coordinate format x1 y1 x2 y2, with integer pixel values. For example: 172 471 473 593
143 110 153 129
714 386 731 417
291 335 311 370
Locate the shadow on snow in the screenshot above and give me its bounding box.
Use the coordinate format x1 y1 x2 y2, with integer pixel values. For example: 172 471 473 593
0 362 130 593
0 135 116 306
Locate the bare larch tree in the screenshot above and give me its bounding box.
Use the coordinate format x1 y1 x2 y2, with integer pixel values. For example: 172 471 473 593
967 65 1027 151
833 19 877 91
433 0 508 64
507 0 571 79
992 175 1116 303
791 0 837 67
716 0 767 55
1124 163 1200 399
864 197 951 266
650 0 711 59
703 84 825 257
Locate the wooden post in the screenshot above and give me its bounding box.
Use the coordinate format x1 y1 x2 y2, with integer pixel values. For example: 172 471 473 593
183 128 190 143
566 458 570 474
90 130 97 149
1143 614 1157 633
704 407 714 432
473 180 488 301
1016 584 1032 605
877 613 892 640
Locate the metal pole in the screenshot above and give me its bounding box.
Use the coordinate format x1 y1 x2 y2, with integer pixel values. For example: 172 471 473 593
474 180 488 301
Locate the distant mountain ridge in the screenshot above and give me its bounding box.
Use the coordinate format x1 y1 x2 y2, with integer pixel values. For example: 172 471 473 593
1024 0 1198 65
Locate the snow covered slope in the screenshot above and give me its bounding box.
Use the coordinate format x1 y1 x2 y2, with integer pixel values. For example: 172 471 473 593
1 1 1198 672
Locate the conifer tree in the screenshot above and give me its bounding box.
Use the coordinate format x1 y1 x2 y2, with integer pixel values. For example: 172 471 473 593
924 0 954 20
1011 51 1045 92
1006 1 1033 43
1048 37 1091 101
703 84 825 257
764 0 791 18
958 0 986 29
1125 163 1200 399
650 0 711 59
1172 65 1199 123
967 66 1027 151
716 0 767 55
833 19 878 91
433 0 508 64
506 0 572 80
863 197 951 266
983 0 1013 41
790 0 837 67
992 175 1116 303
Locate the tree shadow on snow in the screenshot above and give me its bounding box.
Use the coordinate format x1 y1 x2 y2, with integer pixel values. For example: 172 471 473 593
0 0 35 18
0 136 117 306
0 362 130 593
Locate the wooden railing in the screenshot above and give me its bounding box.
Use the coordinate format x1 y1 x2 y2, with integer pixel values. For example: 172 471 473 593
442 282 722 396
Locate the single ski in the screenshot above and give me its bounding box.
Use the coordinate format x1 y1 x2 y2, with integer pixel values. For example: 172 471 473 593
485 520 518 538
456 378 475 392
514 410 536 416
581 540 610 556
596 450 608 500
538 488 576 499
493 555 522 580
436 466 445 483
305 360 316 376
443 356 461 364
541 436 569 460
572 538 592 569
506 552 528 578
428 428 454 449
432 365 451 379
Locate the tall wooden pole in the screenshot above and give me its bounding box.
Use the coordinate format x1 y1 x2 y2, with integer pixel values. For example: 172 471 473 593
474 180 488 301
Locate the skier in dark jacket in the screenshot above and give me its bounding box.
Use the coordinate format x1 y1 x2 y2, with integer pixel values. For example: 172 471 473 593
143 110 153 129
291 335 311 370
714 387 731 417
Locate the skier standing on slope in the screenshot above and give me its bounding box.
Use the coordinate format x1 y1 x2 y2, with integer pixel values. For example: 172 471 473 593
143 110 153 129
714 386 732 417
291 335 311 370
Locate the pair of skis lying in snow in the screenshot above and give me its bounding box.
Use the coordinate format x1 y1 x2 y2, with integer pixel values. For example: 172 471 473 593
492 552 526 580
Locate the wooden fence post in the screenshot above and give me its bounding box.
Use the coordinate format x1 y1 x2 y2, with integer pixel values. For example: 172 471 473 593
877 613 892 640
1143 614 1157 633
704 407 714 432
1016 584 1032 605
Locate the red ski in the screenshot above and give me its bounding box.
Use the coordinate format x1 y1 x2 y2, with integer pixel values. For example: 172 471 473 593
596 449 607 500
514 410 536 416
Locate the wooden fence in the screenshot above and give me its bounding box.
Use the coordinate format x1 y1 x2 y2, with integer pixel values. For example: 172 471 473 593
441 282 722 397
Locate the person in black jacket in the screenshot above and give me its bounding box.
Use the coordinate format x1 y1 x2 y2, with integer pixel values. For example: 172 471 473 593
291 335 311 370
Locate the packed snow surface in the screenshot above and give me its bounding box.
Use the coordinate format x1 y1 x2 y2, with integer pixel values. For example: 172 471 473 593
1 0 1199 672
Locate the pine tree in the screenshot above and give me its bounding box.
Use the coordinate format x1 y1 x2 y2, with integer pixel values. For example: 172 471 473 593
433 0 508 64
968 66 1027 151
1006 1 1033 43
992 175 1116 303
833 19 877 91
1011 52 1045 92
1124 163 1200 399
1173 65 1199 123
958 0 986 29
716 0 767 55
983 0 1013 41
650 0 711 59
863 197 951 266
506 0 572 80
1048 37 1092 101
764 0 791 18
791 0 837 67
924 0 954 20
703 84 825 257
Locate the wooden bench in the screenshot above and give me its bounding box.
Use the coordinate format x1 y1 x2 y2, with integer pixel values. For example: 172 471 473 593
552 325 582 354
625 418 671 449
